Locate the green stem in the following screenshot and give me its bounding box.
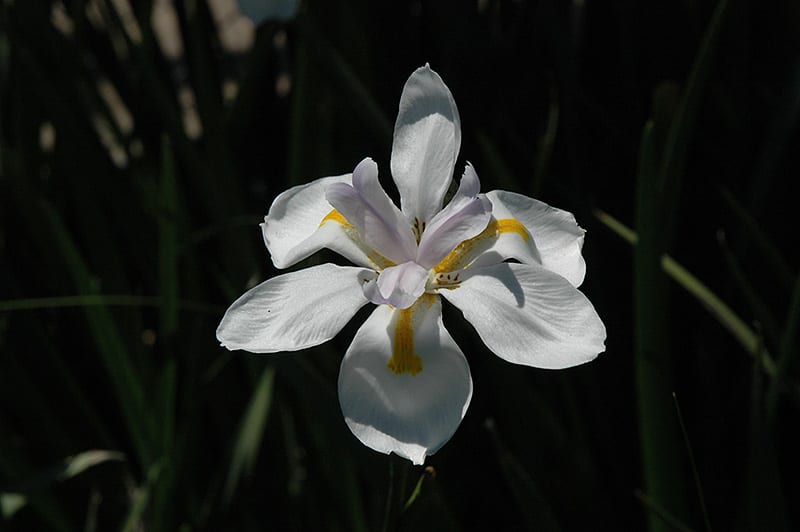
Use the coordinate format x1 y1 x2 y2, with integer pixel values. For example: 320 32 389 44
381 456 410 532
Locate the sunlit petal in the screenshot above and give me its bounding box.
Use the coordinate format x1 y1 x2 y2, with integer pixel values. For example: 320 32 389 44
486 190 586 286
391 64 461 226
217 264 373 353
441 262 605 369
262 173 373 268
339 296 472 465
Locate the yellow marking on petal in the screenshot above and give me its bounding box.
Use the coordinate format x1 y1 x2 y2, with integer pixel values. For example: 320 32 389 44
319 209 351 228
318 209 396 270
496 218 530 242
387 294 435 376
433 218 531 273
388 308 423 375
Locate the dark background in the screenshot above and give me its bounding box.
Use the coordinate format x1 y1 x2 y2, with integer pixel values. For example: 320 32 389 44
1 0 799 530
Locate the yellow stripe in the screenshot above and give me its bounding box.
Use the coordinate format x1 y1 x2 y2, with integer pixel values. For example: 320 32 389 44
387 308 423 375
319 209 351 228
387 294 435 376
433 217 530 273
496 218 530 241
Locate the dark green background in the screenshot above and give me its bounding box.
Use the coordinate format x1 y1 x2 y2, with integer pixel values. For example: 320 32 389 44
1 0 798 530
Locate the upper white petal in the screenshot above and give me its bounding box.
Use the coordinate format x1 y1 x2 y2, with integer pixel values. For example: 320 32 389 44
338 296 472 465
416 164 492 268
263 174 373 269
217 264 373 353
440 262 605 369
486 190 586 287
326 158 417 264
390 64 461 226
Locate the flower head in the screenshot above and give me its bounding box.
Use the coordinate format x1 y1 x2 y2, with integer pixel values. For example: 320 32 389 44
217 64 606 465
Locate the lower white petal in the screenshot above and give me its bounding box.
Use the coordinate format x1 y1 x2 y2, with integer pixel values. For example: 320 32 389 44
217 264 373 353
440 262 605 369
338 296 472 465
487 190 586 287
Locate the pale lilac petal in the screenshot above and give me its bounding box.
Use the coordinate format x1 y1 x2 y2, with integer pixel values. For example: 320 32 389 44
369 261 428 309
416 164 491 268
262 173 373 269
391 64 461 226
486 190 586 287
326 158 417 264
440 262 605 369
217 264 373 353
338 296 472 465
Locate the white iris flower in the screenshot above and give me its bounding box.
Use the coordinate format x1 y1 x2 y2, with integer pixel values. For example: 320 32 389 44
217 64 606 465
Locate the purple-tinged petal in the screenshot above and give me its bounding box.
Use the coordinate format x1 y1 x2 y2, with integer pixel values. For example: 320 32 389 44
326 158 417 264
416 164 491 268
371 261 429 309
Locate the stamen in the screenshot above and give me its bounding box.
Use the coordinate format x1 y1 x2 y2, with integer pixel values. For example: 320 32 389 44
412 217 422 244
433 272 461 290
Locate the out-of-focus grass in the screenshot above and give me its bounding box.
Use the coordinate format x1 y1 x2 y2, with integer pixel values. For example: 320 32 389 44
595 209 787 384
633 1 729 529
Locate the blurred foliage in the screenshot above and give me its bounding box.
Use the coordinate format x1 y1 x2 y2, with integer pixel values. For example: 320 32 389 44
1 0 799 530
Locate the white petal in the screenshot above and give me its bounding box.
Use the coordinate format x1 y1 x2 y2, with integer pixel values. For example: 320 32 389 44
391 64 461 226
263 173 374 269
416 164 491 268
486 190 586 286
440 262 605 369
326 158 417 264
338 296 472 465
217 264 373 353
